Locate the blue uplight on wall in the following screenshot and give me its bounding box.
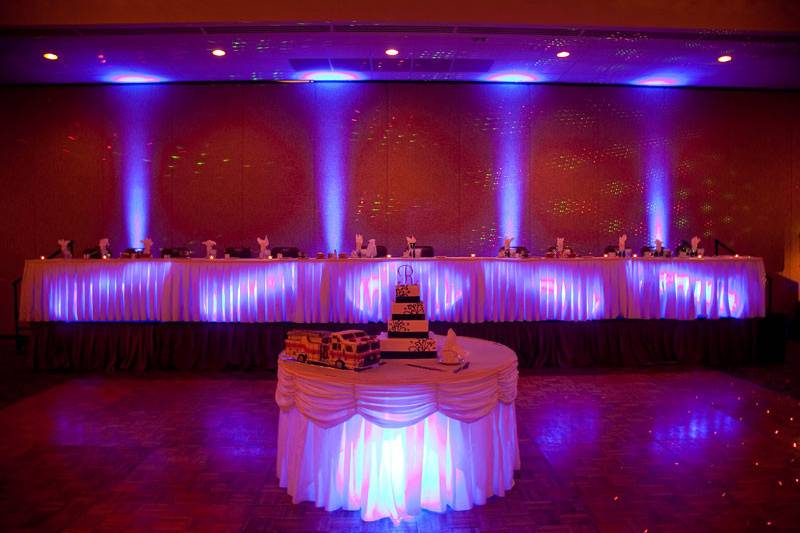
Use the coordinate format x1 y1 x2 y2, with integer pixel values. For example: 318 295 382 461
314 83 357 253
494 84 529 243
637 84 683 248
644 137 671 248
115 85 160 247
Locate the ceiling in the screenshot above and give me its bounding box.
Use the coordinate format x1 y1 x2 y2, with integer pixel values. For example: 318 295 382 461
1 23 799 88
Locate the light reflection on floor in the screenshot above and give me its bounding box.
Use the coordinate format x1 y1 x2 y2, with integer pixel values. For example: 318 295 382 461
0 369 798 530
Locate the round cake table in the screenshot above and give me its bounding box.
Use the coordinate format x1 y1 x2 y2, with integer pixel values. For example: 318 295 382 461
275 335 519 523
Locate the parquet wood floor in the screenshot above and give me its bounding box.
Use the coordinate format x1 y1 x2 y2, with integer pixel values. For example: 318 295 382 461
0 361 798 531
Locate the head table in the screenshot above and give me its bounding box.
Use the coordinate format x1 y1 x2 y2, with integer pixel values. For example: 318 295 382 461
20 256 765 324
275 335 519 523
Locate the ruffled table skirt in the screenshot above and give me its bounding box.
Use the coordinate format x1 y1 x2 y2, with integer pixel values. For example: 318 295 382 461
277 403 519 523
21 256 765 323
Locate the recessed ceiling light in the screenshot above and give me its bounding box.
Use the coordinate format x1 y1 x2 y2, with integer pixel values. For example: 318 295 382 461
385 48 399 56
717 54 732 63
43 52 58 61
211 49 226 57
556 51 570 58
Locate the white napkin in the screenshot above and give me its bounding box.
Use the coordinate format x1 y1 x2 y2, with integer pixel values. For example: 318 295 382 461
440 328 467 364
691 236 701 252
99 238 110 257
655 239 663 254
58 239 72 259
405 235 417 257
141 238 153 256
257 235 270 259
618 234 627 253
365 238 377 258
202 240 217 258
556 237 565 253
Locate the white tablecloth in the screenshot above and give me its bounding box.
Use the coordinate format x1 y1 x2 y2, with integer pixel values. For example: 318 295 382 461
19 256 766 323
275 335 519 522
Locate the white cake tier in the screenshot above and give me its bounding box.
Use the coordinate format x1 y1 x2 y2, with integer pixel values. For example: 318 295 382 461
391 301 426 317
395 284 420 299
388 319 429 333
379 333 437 354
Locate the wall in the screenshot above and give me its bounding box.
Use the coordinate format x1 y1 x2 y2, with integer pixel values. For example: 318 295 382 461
1 82 798 333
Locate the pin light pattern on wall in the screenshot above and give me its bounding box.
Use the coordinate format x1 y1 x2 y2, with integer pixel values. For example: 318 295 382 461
1 83 795 286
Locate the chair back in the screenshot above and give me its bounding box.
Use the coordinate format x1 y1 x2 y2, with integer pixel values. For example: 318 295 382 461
497 245 529 257
271 246 300 258
414 245 434 257
160 247 192 259
603 245 618 255
225 247 252 258
82 247 109 259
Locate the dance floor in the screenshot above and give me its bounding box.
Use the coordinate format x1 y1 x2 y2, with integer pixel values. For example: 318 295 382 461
1 346 799 531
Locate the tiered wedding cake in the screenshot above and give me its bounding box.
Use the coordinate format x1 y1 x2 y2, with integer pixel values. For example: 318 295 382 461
379 266 437 359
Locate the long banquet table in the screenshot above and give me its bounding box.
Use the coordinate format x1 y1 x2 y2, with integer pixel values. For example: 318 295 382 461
19 256 766 324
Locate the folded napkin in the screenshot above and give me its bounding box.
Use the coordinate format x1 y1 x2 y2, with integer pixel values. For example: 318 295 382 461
365 238 377 258
440 328 467 365
655 239 663 254
691 235 701 252
352 233 365 258
556 237 565 253
141 238 153 256
257 235 270 259
58 239 72 259
99 238 110 256
202 240 217 258
405 235 418 257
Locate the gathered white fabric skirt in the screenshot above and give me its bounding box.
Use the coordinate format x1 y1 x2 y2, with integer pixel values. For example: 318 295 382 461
277 402 519 523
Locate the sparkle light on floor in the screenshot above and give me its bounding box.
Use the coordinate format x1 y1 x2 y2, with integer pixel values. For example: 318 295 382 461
0 366 798 531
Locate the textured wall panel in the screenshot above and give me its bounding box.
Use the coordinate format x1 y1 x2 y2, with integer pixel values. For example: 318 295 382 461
1 82 798 333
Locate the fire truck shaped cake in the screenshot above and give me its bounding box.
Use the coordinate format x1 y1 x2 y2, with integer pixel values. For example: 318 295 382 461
284 329 380 370
379 265 438 359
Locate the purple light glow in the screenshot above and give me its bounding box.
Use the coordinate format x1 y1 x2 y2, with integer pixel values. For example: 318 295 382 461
631 73 688 87
655 269 747 318
298 70 364 81
106 72 166 84
484 72 540 83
